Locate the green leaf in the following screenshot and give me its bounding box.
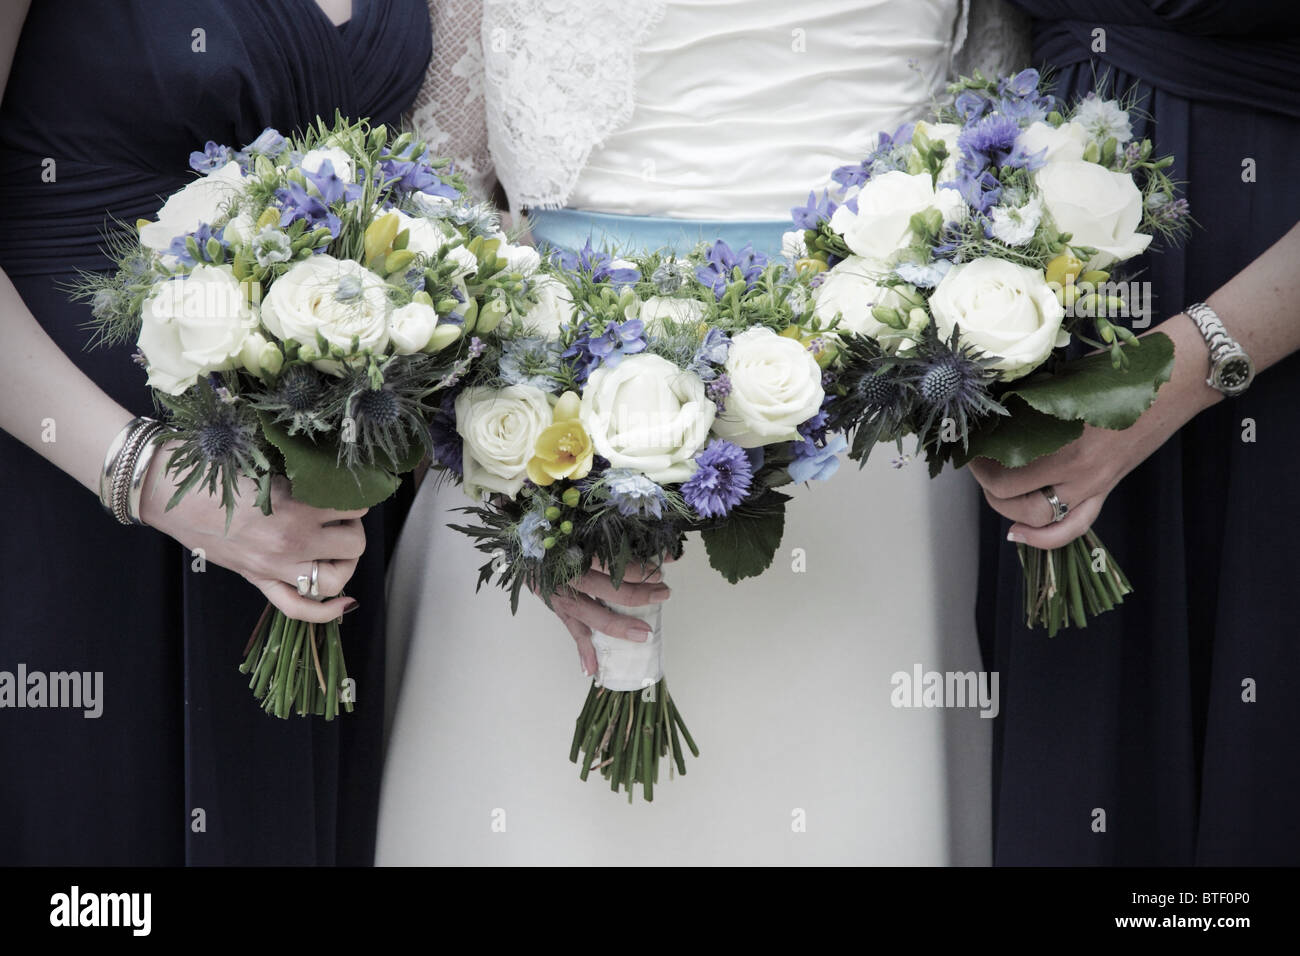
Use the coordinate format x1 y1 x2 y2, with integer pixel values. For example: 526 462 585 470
258 412 401 509
1002 332 1175 430
957 398 1084 469
699 488 790 585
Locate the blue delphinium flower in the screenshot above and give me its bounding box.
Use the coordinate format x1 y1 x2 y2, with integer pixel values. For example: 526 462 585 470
695 241 768 300
517 510 552 561
790 190 838 230
789 432 847 484
688 327 730 382
232 128 287 170
566 318 645 376
379 150 460 201
832 123 915 189
605 469 666 519
555 238 640 285
190 141 234 174
275 159 354 237
499 337 565 390
167 222 227 265
681 439 753 518
954 89 991 122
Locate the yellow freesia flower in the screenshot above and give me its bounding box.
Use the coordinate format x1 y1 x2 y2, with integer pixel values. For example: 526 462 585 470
527 391 593 486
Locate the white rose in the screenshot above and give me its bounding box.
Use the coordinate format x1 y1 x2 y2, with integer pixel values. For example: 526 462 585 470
137 264 257 394
498 241 542 275
929 258 1068 380
139 162 245 253
222 210 256 246
300 147 355 184
579 353 715 483
711 327 824 448
393 210 451 257
638 295 705 328
1017 120 1091 165
813 255 915 344
829 170 965 262
1035 160 1152 269
914 120 962 183
261 255 392 370
388 301 442 354
455 385 553 497
522 274 575 338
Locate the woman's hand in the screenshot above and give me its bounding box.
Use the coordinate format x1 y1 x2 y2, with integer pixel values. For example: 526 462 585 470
971 315 1220 548
545 558 672 676
140 446 367 622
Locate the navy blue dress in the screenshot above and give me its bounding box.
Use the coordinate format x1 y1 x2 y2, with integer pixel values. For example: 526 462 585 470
0 0 430 865
980 1 1300 864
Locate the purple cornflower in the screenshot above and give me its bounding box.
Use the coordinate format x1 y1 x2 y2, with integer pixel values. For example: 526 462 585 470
695 240 768 300
681 439 753 518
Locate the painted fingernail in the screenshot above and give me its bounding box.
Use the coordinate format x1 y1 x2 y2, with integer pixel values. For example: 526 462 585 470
1007 531 1025 544
343 598 360 614
650 587 671 601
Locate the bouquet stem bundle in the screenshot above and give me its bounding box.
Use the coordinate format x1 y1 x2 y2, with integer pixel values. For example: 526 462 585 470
240 605 351 719
570 679 698 802
1019 532 1133 637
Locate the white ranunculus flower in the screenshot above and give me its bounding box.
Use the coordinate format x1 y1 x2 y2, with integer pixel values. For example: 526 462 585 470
711 327 825 448
137 264 257 394
638 295 706 328
393 210 451 257
388 301 442 354
929 258 1068 380
1036 160 1152 269
261 255 392 370
812 256 915 345
455 385 553 497
829 170 965 262
1016 120 1091 165
914 120 962 182
300 147 355 184
138 162 245 253
497 240 542 275
579 353 715 483
522 274 575 338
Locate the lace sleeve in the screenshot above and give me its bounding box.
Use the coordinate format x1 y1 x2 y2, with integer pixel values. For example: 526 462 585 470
952 0 1033 80
407 0 495 198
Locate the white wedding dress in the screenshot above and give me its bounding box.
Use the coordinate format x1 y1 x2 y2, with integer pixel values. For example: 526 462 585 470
377 0 1027 865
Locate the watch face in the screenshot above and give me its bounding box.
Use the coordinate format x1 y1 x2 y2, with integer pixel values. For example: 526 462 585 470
1216 356 1253 393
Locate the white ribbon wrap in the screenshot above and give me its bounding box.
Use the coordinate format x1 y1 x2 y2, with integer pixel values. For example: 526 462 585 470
591 600 664 693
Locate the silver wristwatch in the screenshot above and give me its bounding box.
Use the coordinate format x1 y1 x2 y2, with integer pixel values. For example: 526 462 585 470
1185 302 1255 397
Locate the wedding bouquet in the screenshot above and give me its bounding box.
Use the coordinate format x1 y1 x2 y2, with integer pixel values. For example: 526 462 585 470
78 115 541 717
436 238 840 799
792 70 1189 635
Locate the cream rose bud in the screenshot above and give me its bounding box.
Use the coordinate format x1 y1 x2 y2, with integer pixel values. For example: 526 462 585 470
300 146 355 184
261 255 392 370
137 264 257 395
139 161 245 253
455 385 553 497
929 258 1068 380
579 353 715 483
711 327 825 448
239 330 284 377
388 301 442 354
828 170 965 263
1016 120 1091 165
1035 160 1152 269
522 274 575 338
812 255 913 342
393 210 451 257
498 241 542 275
638 295 705 329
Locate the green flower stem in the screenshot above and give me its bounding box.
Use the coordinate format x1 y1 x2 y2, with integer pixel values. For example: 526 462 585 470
1018 533 1134 637
239 605 351 720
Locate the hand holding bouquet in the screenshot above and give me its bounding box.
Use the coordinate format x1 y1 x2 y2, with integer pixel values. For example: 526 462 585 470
78 115 540 716
436 239 841 799
794 71 1189 635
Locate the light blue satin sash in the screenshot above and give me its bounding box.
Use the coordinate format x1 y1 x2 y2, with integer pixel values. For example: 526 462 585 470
527 207 791 260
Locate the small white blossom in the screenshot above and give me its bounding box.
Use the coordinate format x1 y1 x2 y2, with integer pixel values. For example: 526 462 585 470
989 196 1044 247
1072 94 1133 145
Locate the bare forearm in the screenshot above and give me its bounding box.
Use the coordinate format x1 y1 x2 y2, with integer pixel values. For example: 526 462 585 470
0 269 134 492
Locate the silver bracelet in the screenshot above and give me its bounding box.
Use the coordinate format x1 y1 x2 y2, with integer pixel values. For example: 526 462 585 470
100 417 165 525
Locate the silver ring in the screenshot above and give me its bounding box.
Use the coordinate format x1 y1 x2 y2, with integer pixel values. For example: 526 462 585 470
1041 486 1069 524
309 560 320 599
296 572 311 597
